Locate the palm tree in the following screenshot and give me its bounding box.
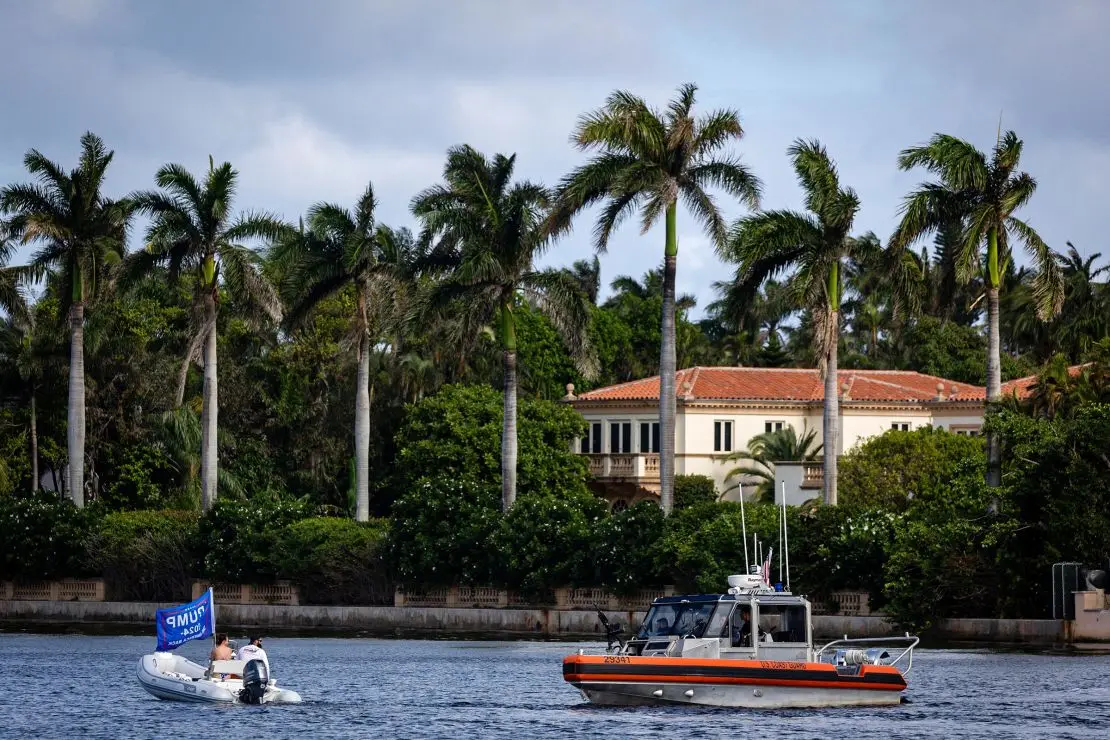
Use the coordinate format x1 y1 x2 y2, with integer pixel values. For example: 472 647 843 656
413 144 599 510
549 84 762 514
565 256 602 304
725 139 915 505
892 130 1063 486
124 158 285 511
271 183 410 521
608 268 698 312
723 423 823 502
0 132 132 506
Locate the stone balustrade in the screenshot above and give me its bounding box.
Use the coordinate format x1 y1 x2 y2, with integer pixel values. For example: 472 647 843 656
2 579 106 601
395 586 675 610
190 581 300 606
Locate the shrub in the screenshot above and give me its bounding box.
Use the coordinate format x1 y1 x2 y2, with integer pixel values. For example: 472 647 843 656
789 505 898 606
388 476 503 588
196 496 310 583
839 426 985 511
88 510 198 601
496 490 608 596
392 384 588 499
655 502 786 593
0 492 99 581
673 475 718 509
588 500 666 594
277 517 391 605
881 460 999 630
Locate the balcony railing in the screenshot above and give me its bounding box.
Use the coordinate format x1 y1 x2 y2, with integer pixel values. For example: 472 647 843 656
801 462 824 489
583 453 661 480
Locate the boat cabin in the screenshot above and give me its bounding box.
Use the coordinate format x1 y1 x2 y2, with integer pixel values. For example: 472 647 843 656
625 576 813 662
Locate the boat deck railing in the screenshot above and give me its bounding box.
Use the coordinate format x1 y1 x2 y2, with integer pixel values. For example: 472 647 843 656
814 634 920 675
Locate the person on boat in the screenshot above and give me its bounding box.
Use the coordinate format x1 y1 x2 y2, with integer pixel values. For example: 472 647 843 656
210 633 233 661
236 636 270 671
732 608 753 647
653 617 670 635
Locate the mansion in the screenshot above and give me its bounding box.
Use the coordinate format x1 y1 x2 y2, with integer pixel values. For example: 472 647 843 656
563 366 991 508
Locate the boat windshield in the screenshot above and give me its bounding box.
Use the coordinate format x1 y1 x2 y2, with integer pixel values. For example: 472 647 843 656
637 602 718 638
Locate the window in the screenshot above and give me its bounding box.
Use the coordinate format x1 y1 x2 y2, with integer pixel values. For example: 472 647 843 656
609 420 632 453
952 426 981 437
639 422 660 453
764 420 785 434
891 422 911 432
714 420 733 452
581 422 602 453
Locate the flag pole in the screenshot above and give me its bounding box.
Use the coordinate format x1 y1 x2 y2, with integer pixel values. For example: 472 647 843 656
739 483 749 572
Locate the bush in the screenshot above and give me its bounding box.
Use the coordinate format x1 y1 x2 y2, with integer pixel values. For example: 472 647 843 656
790 505 897 607
588 501 665 594
655 502 786 593
392 384 588 499
196 496 310 583
0 492 99 581
388 476 503 588
839 426 985 511
88 510 198 601
496 490 608 596
674 474 717 509
277 517 392 605
881 460 999 630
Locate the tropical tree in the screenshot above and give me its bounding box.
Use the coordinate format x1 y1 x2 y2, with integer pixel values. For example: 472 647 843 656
549 83 762 514
725 139 915 505
272 183 412 521
413 145 598 510
565 256 602 304
892 130 1064 486
0 132 132 506
723 423 823 501
124 158 285 511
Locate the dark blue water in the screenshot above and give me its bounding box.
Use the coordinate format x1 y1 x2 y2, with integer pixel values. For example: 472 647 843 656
0 634 1107 738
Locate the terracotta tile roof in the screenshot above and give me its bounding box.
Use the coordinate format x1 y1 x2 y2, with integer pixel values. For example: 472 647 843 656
1001 364 1089 400
573 367 985 404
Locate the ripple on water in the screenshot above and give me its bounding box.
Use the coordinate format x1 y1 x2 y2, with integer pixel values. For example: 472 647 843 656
0 635 1106 739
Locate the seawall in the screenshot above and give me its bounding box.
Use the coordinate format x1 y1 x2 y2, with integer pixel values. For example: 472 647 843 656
0 600 1071 645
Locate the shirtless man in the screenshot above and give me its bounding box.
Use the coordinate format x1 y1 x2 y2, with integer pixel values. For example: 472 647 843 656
209 633 233 661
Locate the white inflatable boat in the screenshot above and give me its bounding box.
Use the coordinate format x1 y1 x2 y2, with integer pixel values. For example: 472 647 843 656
137 653 303 704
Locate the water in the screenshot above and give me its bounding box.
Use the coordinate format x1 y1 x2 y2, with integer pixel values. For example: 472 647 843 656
0 634 1107 739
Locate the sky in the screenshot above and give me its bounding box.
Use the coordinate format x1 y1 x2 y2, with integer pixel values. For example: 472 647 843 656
2 0 1108 317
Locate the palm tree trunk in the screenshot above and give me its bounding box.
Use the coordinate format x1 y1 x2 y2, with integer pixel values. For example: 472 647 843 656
30 388 39 493
354 332 371 521
822 317 839 506
200 293 218 511
67 303 85 507
985 227 1002 489
501 304 518 511
986 285 1002 487
659 203 678 515
175 328 204 408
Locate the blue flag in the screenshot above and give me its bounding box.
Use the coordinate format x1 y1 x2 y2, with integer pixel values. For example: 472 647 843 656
156 588 216 651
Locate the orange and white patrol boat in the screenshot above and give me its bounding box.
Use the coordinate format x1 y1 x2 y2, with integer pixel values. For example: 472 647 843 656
563 572 918 708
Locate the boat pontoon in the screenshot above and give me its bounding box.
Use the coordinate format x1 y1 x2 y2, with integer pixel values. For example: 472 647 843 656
137 653 303 705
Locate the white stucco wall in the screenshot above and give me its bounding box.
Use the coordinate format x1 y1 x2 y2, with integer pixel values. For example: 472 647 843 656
573 401 986 498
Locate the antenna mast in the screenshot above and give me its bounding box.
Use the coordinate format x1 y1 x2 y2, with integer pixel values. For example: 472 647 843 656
739 483 749 572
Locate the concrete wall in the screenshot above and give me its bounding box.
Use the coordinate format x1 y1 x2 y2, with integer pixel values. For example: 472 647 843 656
0 600 1073 646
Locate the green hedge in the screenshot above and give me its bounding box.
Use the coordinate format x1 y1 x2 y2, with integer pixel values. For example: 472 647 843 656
277 517 391 604
88 510 198 601
0 492 99 582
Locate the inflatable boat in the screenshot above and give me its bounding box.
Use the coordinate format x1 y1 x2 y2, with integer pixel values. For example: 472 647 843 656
137 652 302 704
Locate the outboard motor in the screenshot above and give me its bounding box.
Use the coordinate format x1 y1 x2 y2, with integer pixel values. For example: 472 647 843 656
239 659 269 705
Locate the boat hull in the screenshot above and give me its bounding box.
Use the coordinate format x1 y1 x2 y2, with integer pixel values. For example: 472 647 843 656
563 654 906 709
137 653 302 705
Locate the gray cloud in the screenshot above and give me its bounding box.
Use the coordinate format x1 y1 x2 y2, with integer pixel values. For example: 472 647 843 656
2 0 1107 314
